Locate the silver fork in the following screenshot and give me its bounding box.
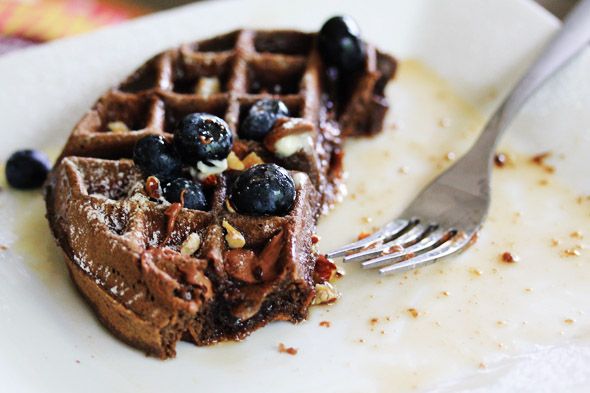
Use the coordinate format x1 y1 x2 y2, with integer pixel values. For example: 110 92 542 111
326 0 590 276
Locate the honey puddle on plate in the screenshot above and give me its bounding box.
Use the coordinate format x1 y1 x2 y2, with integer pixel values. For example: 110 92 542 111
3 60 590 391
316 60 590 392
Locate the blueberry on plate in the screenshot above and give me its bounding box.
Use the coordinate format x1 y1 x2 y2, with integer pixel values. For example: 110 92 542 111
5 149 51 189
229 163 296 216
164 178 207 211
133 135 182 181
239 99 289 141
174 113 233 166
319 16 366 72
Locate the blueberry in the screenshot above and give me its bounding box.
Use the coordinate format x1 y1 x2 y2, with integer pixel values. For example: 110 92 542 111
133 135 182 182
319 16 365 71
239 99 289 141
164 178 207 211
174 113 233 166
229 163 296 216
5 149 51 189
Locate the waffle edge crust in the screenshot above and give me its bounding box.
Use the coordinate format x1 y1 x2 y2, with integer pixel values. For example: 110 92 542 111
44 29 396 359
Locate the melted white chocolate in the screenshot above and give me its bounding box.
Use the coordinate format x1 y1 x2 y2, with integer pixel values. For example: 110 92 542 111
195 158 228 178
274 132 314 157
316 60 590 391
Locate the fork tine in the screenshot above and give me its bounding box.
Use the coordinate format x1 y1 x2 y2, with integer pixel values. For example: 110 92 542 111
360 227 443 269
378 232 469 276
324 219 408 258
343 222 428 263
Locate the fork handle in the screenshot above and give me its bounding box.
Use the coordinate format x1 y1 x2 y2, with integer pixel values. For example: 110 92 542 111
470 0 590 159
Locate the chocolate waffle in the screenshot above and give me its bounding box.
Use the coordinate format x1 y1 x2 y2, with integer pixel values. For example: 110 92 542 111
45 28 396 358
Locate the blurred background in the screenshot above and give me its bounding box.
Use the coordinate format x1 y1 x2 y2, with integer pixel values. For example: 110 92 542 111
0 0 578 55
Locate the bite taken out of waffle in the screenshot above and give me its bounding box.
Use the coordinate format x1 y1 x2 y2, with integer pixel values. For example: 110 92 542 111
44 18 396 359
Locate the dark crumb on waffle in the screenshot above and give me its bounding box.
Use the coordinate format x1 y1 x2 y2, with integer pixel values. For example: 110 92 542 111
44 26 396 359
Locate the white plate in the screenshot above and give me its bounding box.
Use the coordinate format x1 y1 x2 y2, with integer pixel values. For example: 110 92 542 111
1 0 590 392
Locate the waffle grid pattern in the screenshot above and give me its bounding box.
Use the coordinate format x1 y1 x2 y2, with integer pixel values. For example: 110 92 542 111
46 29 396 358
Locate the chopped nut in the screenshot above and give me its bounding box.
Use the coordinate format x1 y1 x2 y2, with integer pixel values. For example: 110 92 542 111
232 140 249 159
107 121 129 133
531 152 551 165
194 76 221 96
202 174 217 188
562 248 581 257
180 233 201 255
357 230 371 241
312 282 340 305
314 254 337 283
242 152 264 168
494 153 507 167
469 267 483 276
500 252 518 263
380 244 403 256
356 239 383 253
226 151 245 170
160 189 187 247
145 176 162 199
222 220 245 248
225 198 236 213
278 343 298 355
